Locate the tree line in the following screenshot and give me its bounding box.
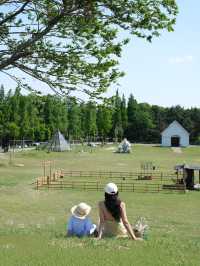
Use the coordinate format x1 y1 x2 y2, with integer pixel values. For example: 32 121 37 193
0 86 200 146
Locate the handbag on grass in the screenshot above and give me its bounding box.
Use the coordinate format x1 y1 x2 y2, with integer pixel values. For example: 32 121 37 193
133 217 149 239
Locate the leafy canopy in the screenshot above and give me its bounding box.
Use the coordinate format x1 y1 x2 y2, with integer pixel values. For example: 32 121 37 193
0 0 178 98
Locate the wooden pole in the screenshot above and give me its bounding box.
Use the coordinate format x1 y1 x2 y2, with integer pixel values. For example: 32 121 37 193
50 161 52 180
12 139 15 163
43 161 46 178
9 150 12 165
47 176 50 189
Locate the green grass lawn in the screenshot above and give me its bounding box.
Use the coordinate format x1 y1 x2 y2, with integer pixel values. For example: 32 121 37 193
0 145 200 266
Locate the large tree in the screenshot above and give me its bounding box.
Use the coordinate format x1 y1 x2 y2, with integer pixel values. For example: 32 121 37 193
112 90 123 141
0 0 178 98
97 104 112 141
68 99 81 140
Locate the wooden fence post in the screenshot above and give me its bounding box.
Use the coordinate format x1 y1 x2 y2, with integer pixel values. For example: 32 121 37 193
47 176 50 189
120 173 122 179
60 180 61 189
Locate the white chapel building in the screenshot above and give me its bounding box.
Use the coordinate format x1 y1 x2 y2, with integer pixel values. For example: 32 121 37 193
161 120 189 147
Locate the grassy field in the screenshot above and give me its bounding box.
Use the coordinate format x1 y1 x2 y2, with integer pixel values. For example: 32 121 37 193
0 144 200 266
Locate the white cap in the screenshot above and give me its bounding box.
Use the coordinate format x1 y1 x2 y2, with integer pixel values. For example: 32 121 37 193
104 183 118 194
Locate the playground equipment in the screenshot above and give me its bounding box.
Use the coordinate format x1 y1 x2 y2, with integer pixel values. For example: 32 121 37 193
35 160 63 188
138 161 156 180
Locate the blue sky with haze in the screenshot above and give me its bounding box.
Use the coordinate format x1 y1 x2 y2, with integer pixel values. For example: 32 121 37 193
0 0 199 108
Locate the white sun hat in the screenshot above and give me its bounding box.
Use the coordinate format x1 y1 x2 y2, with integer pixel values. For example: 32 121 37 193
104 183 118 194
71 202 91 219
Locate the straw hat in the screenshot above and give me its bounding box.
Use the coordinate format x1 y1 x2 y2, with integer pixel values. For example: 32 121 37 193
71 202 91 219
104 183 118 195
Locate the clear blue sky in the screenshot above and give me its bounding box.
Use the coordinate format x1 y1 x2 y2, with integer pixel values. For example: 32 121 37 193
112 0 200 108
1 0 199 108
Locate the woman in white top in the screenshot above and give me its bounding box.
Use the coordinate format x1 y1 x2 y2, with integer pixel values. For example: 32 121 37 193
98 183 142 240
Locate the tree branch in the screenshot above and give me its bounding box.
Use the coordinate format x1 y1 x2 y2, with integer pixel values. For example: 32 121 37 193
0 1 30 26
0 6 78 71
0 69 20 84
13 62 65 96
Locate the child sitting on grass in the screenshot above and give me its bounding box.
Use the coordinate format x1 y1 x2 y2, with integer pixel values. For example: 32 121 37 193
67 202 97 237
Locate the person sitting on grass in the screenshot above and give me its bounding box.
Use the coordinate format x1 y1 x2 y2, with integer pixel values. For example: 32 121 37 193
67 202 97 237
98 183 142 240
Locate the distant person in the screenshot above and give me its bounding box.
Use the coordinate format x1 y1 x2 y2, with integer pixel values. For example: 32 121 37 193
98 183 142 240
67 202 97 237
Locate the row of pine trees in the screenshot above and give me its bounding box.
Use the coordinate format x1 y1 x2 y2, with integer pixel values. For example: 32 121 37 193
1 86 200 145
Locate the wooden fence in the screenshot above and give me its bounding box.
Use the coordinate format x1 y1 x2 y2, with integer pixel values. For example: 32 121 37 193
33 168 186 193
34 179 186 193
62 170 177 181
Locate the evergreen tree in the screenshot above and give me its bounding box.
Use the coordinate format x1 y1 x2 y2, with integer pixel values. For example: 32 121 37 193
121 94 128 136
84 102 97 141
135 103 155 142
0 85 5 102
112 90 123 141
126 94 138 141
19 95 30 140
1 86 200 146
97 105 112 142
68 99 81 140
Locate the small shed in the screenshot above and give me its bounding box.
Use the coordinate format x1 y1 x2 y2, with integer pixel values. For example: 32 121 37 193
175 164 200 189
161 120 189 147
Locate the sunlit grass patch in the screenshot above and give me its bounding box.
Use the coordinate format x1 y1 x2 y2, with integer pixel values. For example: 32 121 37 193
0 145 200 265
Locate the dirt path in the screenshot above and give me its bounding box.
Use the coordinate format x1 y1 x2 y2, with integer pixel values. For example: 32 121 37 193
171 147 182 153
